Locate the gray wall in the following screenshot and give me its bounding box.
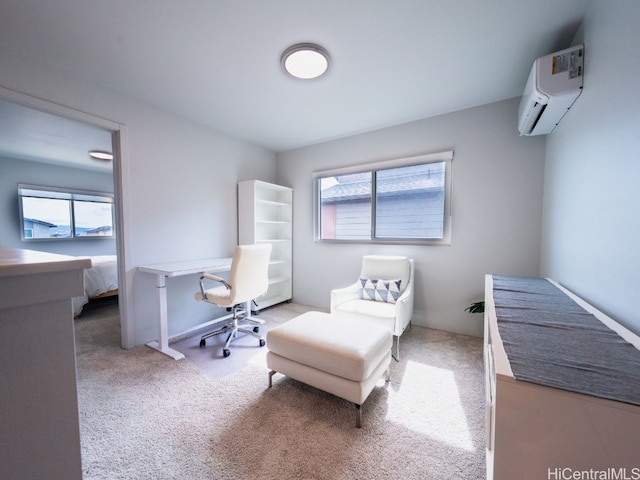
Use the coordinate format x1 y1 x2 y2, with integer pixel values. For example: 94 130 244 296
122 105 277 343
277 97 546 337
540 0 640 334
0 156 117 256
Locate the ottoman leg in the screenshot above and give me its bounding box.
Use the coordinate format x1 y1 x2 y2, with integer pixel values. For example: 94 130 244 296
355 404 362 428
268 370 277 388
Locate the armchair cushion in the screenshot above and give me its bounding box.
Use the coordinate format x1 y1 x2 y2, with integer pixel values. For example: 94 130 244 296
358 277 402 303
335 299 398 321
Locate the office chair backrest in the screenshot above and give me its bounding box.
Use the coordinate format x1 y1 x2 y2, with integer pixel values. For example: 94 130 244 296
227 243 272 304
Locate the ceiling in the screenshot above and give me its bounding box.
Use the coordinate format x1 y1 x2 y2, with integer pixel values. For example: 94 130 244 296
0 97 114 172
0 0 591 168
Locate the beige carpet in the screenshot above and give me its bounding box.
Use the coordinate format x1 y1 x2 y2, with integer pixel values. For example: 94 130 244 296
75 302 486 479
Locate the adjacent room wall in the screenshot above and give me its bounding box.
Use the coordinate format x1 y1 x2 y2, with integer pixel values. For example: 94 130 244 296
277 97 546 337
0 156 116 256
540 0 640 334
0 48 277 347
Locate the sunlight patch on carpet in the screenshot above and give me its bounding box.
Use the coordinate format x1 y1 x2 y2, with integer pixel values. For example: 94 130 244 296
387 360 475 451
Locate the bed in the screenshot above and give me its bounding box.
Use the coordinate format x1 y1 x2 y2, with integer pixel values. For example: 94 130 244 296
72 255 118 316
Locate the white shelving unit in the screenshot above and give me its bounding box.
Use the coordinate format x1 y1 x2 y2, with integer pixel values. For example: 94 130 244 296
238 180 292 310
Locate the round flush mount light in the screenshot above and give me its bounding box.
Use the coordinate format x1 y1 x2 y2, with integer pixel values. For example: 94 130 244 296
89 150 113 161
281 43 330 79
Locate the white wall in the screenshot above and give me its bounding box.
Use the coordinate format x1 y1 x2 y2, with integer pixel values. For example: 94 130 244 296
277 98 546 337
0 49 277 346
540 1 640 334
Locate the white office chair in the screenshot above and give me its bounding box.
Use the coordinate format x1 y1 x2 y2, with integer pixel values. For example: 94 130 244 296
195 243 272 358
330 255 414 361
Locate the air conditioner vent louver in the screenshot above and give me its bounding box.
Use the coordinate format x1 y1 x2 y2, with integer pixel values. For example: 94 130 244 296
529 103 547 134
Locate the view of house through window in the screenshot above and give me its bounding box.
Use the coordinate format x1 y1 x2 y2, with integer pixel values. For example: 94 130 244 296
375 163 445 239
18 184 115 240
317 152 451 243
320 172 372 240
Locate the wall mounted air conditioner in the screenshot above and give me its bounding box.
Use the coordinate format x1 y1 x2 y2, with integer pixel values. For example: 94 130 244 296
518 44 584 136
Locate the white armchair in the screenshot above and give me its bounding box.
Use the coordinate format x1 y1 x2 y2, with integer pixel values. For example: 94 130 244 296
330 255 414 361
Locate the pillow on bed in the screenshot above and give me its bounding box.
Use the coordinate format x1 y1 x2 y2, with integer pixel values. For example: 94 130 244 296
358 277 402 303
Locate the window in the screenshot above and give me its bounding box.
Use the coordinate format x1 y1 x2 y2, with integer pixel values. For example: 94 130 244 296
18 184 115 241
315 151 452 244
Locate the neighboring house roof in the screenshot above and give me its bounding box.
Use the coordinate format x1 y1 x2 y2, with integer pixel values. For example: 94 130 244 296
23 217 57 227
85 226 112 234
321 174 444 201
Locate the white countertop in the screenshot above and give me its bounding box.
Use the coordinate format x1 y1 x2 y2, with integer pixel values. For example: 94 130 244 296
0 246 91 277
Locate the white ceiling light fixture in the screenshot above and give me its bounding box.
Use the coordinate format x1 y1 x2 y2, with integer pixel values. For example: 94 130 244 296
281 43 330 79
89 150 113 161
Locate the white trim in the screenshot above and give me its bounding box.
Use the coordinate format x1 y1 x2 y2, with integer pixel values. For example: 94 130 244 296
312 150 454 178
18 183 114 201
0 85 120 132
313 150 454 245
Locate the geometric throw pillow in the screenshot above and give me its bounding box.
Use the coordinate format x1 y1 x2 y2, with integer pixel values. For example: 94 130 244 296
358 277 402 304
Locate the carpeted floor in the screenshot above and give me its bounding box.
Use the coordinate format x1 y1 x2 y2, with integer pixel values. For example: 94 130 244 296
75 302 486 479
170 302 321 378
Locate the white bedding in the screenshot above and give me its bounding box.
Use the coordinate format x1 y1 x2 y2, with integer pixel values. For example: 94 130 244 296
72 255 118 316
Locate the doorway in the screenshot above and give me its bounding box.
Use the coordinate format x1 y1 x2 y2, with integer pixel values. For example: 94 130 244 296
0 87 129 348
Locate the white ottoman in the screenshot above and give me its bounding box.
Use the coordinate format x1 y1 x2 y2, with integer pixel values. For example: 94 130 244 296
266 311 392 427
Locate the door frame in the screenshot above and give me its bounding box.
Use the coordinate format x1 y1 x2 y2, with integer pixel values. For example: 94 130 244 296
0 85 133 349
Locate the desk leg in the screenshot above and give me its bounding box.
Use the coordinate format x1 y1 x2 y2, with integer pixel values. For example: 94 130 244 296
146 274 185 360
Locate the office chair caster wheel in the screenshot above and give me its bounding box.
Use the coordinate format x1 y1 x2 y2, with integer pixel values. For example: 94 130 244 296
259 339 266 347
199 339 206 348
253 326 260 333
223 349 231 358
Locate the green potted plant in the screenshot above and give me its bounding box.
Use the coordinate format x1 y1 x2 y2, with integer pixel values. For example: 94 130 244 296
465 301 485 314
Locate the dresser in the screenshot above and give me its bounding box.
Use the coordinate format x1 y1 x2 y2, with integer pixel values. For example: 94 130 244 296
0 246 90 480
484 274 640 480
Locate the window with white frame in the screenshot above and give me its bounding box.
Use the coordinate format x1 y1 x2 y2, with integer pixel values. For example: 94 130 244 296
315 151 452 244
18 184 115 241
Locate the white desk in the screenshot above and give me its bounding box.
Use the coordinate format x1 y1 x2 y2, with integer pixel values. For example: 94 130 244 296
138 257 232 360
